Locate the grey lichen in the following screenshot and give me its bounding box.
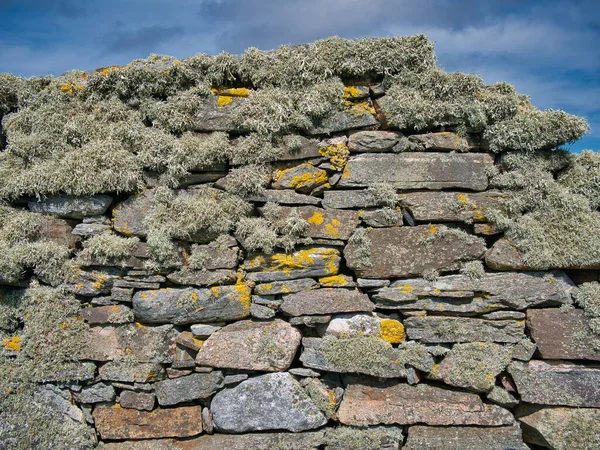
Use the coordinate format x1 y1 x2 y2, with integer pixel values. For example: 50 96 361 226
347 227 373 268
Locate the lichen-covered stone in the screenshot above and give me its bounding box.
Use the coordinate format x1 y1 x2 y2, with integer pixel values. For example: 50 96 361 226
191 95 244 132
28 195 113 219
195 319 301 371
210 372 327 433
276 206 359 240
348 130 402 152
305 108 378 135
184 241 240 269
527 308 600 361
344 226 486 279
132 284 251 325
98 361 166 383
324 426 405 450
276 135 322 161
508 360 600 407
337 376 514 426
155 372 224 406
485 238 529 270
242 247 340 282
112 189 154 237
119 391 156 411
93 405 202 440
79 305 134 324
254 278 318 295
272 163 329 193
404 425 528 450
323 313 406 344
337 153 493 190
280 288 373 316
167 269 238 286
408 132 476 152
247 189 321 205
360 208 404 227
77 382 115 404
322 190 379 209
404 317 526 343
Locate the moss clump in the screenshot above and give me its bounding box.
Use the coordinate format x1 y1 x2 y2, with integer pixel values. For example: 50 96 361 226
223 164 270 196
347 227 372 268
558 150 600 209
368 183 398 207
76 231 140 266
460 260 485 280
572 282 600 336
231 133 283 165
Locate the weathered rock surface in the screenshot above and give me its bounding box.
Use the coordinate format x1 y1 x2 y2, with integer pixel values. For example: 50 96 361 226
348 130 402 152
374 271 573 313
77 382 115 404
337 152 493 190
324 426 405 450
210 372 327 433
79 305 134 324
280 288 374 316
408 132 476 152
99 361 166 383
399 191 506 222
112 189 154 237
485 238 529 270
527 308 600 361
276 206 359 240
516 405 600 450
272 163 329 193
242 247 340 282
183 241 240 269
323 313 406 344
508 360 600 407
132 285 251 325
337 376 514 426
253 278 318 295
167 269 237 286
344 226 486 279
119 391 155 411
195 320 301 371
247 189 321 205
305 108 378 135
93 405 202 440
322 190 380 209
404 425 528 450
360 208 404 227
155 372 224 406
274 134 322 161
191 95 244 132
28 195 113 219
404 317 526 343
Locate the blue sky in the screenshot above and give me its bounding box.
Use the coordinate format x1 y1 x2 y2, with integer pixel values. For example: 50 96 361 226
1 0 598 151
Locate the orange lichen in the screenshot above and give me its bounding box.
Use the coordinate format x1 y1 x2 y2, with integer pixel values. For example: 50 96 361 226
319 143 349 171
348 101 376 116
398 284 413 294
325 219 341 239
379 319 406 344
307 212 324 225
2 336 21 351
319 275 348 287
59 82 85 95
288 169 328 191
217 95 233 106
232 275 252 311
343 86 364 99
428 224 438 234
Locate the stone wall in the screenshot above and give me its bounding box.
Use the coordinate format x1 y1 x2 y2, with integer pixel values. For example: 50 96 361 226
1 36 599 450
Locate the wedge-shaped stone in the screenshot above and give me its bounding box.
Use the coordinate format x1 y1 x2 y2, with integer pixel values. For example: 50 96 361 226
242 247 340 282
281 288 374 316
348 130 402 152
93 405 202 440
99 361 166 383
211 372 327 433
272 163 329 193
28 194 112 219
195 319 301 371
132 285 251 325
508 360 600 407
305 108 378 135
276 206 359 240
399 191 507 222
527 308 600 361
344 226 486 279
404 317 526 343
254 278 318 295
191 95 244 132
337 152 493 190
155 372 224 406
112 189 154 237
374 271 574 313
408 132 476 152
337 376 514 426
322 190 379 209
516 405 600 450
167 269 237 287
405 425 528 450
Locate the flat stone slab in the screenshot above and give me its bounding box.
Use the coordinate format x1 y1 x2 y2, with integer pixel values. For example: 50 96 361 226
485 238 530 270
119 391 155 411
276 206 359 240
184 241 240 269
527 308 600 361
191 95 244 132
348 130 402 152
408 132 477 152
344 226 486 279
337 376 514 426
404 425 529 450
79 305 134 324
93 405 202 440
337 152 493 190
112 189 154 237
247 189 321 205
275 135 322 161
508 360 600 407
374 271 574 313
132 285 251 325
167 269 237 287
77 382 115 404
305 108 378 135
155 372 224 406
210 372 327 433
195 319 301 371
280 288 374 316
242 247 341 282
272 163 329 193
28 194 112 219
254 278 318 295
404 317 526 343
322 190 379 209
98 361 166 383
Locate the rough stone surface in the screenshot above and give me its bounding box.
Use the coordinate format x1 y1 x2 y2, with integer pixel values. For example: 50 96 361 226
348 130 402 152
167 269 238 287
79 305 134 324
344 226 486 279
275 135 322 161
305 108 378 135
404 316 526 343
247 189 321 205
210 373 327 433
191 95 243 132
276 206 359 240
408 132 476 152
272 163 329 193
93 405 202 440
28 195 112 219
337 152 493 190
112 189 154 237
485 238 529 270
195 319 302 371
183 242 240 270
190 324 223 337
280 288 374 316
322 190 379 209
404 425 528 450
360 208 404 227
508 360 600 407
254 278 318 295
98 361 166 383
77 382 115 404
155 372 224 406
337 376 514 426
132 285 251 325
527 308 600 361
324 426 405 450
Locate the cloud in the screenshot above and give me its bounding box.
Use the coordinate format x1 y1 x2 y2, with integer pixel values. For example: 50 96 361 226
100 25 185 56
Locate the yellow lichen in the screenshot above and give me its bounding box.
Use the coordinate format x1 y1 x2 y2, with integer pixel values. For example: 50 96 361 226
232 277 252 311
428 224 438 234
2 335 21 351
319 275 348 287
217 95 233 106
319 143 350 171
343 86 362 99
59 82 85 95
307 212 325 225
348 101 376 116
325 219 341 239
398 284 413 294
379 319 406 344
288 168 328 191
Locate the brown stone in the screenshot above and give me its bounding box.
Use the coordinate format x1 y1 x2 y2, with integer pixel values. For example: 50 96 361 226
344 226 486 279
337 377 514 426
119 391 155 411
527 308 600 361
275 206 359 240
280 288 374 316
79 305 134 324
404 316 525 343
93 405 202 440
404 425 528 450
485 238 529 270
195 319 301 371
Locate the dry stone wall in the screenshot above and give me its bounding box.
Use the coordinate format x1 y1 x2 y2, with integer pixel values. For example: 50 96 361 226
1 36 599 450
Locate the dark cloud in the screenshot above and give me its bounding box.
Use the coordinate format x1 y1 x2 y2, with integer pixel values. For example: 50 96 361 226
100 25 185 56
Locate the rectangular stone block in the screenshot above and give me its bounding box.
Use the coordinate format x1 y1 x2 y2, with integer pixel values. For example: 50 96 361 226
404 317 526 343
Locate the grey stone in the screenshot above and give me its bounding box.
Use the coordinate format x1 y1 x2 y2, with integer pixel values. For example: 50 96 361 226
348 130 402 152
119 391 155 411
72 221 111 236
404 317 526 343
289 368 321 377
360 208 404 227
184 242 240 270
132 285 251 325
486 386 519 409
167 269 237 286
404 425 528 450
280 288 374 316
324 426 404 450
246 189 321 205
111 287 133 302
77 382 115 404
485 238 529 270
223 374 248 385
66 269 118 297
99 361 166 383
274 206 360 240
28 195 112 219
511 339 537 361
254 278 318 295
112 190 154 237
79 305 134 324
211 372 327 433
195 319 301 371
374 271 574 313
250 303 276 319
276 135 322 161
190 323 223 337
113 279 160 289
305 108 378 135
508 360 600 407
191 95 244 132
344 226 486 279
322 190 379 209
289 315 332 326
337 152 493 190
155 372 224 406
482 311 526 320
202 407 214 434
357 278 390 288
272 163 329 193
408 132 476 152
